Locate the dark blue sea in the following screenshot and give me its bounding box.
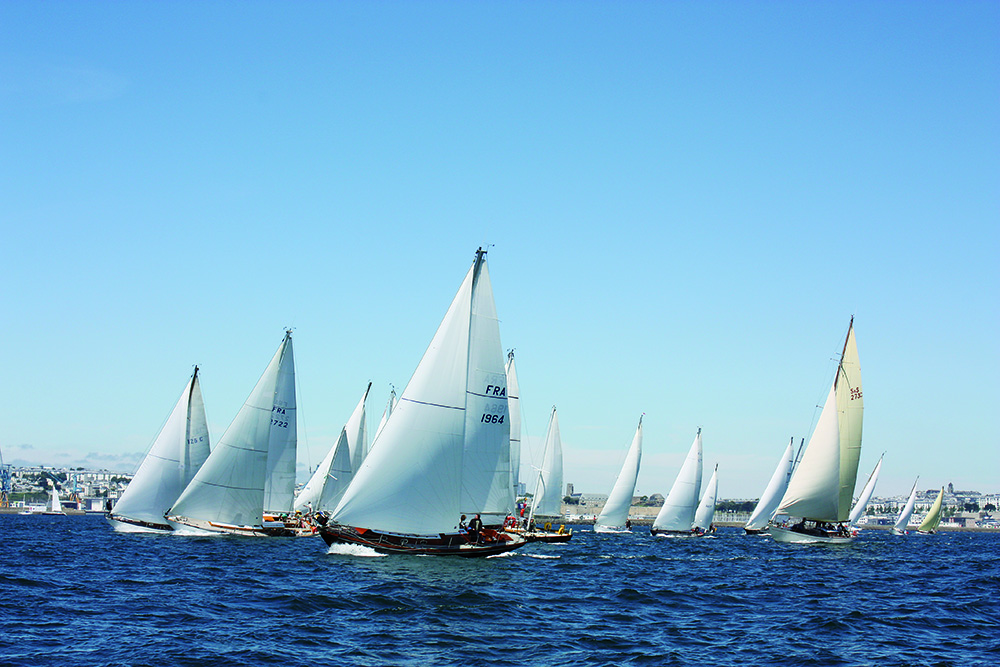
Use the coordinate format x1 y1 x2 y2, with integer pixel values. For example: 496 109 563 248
2 515 997 667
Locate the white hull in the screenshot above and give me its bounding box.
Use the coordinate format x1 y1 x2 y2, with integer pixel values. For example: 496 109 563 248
107 517 170 534
593 525 631 534
770 526 853 545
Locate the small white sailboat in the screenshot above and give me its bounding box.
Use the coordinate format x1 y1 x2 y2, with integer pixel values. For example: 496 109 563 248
771 319 863 545
916 487 944 534
294 383 370 513
594 416 643 533
107 366 210 532
318 249 526 556
531 406 565 520
651 428 703 536
744 439 796 534
506 350 522 502
692 464 719 534
892 477 920 534
167 331 303 537
848 454 884 531
42 485 66 515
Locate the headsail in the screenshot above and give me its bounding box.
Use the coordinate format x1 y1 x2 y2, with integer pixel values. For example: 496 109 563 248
693 464 719 531
744 439 795 531
531 407 564 517
893 477 920 532
506 351 522 501
848 454 883 528
917 487 944 533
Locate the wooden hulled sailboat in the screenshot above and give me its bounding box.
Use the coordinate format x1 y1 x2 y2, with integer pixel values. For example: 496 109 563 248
744 439 796 535
594 416 643 533
167 331 305 537
108 367 210 532
916 487 944 534
651 428 703 536
892 477 920 534
318 249 526 556
771 319 863 544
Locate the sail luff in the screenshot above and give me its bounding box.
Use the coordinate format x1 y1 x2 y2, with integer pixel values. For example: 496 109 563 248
595 416 643 530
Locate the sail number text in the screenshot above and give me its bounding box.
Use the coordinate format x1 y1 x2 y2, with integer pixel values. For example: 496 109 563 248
481 413 505 424
272 405 289 428
186 436 205 445
850 387 862 401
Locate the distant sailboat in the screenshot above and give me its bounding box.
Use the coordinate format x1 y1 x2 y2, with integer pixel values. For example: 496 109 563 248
294 383 370 513
594 416 643 533
917 487 944 534
506 350 521 502
693 464 718 534
168 331 302 537
848 454 883 530
651 428 703 536
531 406 565 520
892 477 920 534
771 319 863 544
744 439 795 534
108 367 210 532
42 484 66 515
318 249 526 556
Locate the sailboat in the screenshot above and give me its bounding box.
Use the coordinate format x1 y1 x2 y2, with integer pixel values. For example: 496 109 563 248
167 331 306 537
771 319 863 544
848 454 884 531
318 249 526 556
651 428 703 536
506 350 521 503
509 406 573 542
42 484 66 515
294 383 370 513
744 439 796 534
892 477 920 534
594 416 643 533
107 367 210 532
692 464 719 534
916 487 944 534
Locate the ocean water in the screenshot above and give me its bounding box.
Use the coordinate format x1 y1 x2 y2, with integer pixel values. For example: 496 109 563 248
1 515 997 667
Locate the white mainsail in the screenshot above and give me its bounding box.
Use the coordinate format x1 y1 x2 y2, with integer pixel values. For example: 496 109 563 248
893 477 920 532
531 407 564 517
332 249 510 536
46 485 64 514
346 384 371 474
693 464 719 531
169 331 296 530
111 367 210 528
506 350 522 500
595 416 643 530
295 383 369 513
848 455 883 528
744 439 795 531
917 487 944 533
777 320 863 523
652 429 703 532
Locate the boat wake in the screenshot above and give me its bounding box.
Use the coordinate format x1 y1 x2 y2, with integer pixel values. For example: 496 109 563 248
522 553 560 560
326 543 385 558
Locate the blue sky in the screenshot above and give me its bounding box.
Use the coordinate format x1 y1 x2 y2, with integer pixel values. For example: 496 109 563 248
2 2 997 499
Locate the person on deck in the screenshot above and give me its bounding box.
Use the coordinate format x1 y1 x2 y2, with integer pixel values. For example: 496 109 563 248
468 513 484 542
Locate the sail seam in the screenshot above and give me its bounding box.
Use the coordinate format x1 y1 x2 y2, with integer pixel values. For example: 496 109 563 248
399 397 464 411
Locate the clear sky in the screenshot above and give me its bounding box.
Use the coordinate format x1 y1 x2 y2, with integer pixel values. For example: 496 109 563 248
2 2 997 499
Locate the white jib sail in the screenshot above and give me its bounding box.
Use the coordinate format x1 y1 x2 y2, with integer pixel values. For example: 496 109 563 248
317 428 353 511
295 383 369 513
777 385 841 521
595 416 643 530
532 407 564 516
652 429 703 531
744 439 795 531
693 464 719 531
893 477 920 531
849 455 883 527
334 251 503 536
506 350 522 501
48 486 63 513
170 332 294 528
113 368 210 526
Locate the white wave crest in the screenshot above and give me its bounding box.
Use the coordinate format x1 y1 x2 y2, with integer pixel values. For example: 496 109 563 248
326 543 386 558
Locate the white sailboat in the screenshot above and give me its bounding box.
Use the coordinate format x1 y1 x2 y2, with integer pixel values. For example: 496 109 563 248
506 350 521 502
651 428 703 536
318 249 526 556
693 464 719 533
916 487 944 534
531 406 565 520
848 454 884 530
594 416 643 533
294 383 370 513
892 477 920 534
744 438 796 534
167 331 302 537
771 319 863 544
108 367 210 532
42 484 66 515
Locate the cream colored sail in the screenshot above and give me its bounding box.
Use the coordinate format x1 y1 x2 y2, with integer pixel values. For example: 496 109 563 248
917 487 944 533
